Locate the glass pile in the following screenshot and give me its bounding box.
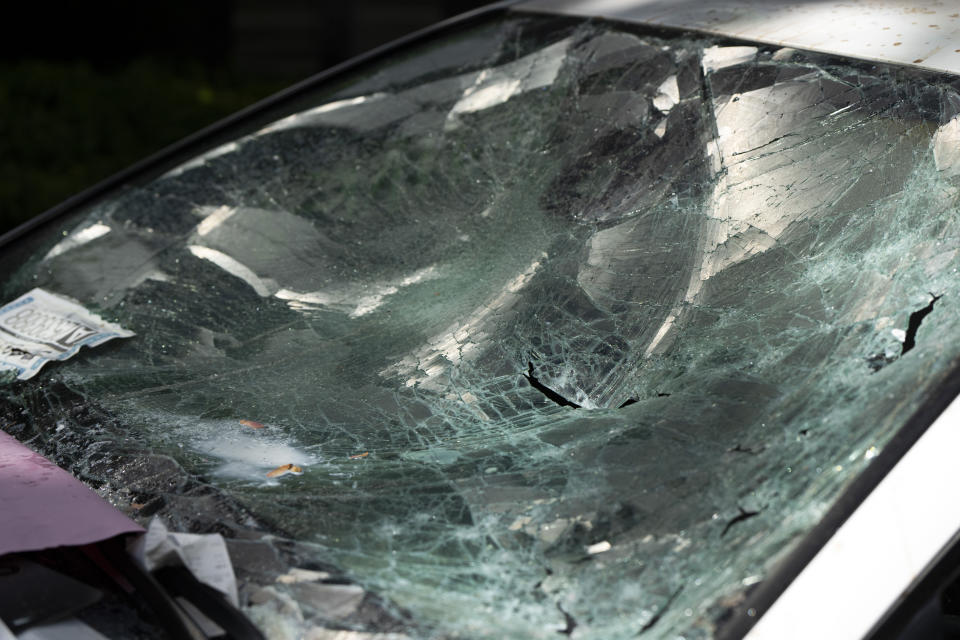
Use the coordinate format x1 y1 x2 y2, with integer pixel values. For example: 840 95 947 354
3 13 960 639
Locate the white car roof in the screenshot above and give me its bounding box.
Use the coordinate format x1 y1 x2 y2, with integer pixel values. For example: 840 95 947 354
515 0 960 75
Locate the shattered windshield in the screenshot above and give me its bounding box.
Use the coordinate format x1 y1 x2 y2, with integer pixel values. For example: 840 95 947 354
3 12 960 639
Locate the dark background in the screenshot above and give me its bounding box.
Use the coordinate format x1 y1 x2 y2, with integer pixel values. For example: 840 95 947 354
0 0 489 237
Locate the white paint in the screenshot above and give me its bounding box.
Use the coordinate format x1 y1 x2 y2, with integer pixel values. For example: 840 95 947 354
745 392 960 639
516 0 960 75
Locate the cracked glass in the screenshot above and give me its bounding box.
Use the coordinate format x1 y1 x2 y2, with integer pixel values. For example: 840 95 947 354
3 12 960 640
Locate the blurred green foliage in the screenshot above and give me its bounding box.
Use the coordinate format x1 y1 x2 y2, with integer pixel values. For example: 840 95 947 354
0 59 289 235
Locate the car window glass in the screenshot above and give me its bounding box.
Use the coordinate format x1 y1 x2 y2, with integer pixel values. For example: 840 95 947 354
2 13 960 639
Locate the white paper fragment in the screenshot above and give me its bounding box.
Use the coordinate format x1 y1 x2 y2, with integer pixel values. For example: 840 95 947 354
587 540 612 554
131 517 239 607
0 288 135 381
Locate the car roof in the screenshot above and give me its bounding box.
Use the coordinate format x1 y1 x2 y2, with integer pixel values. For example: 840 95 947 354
515 0 960 75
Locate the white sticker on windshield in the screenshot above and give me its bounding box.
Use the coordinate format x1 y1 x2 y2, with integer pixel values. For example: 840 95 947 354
0 288 134 380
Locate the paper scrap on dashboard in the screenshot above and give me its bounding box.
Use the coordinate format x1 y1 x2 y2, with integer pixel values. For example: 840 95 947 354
130 517 239 607
0 288 134 380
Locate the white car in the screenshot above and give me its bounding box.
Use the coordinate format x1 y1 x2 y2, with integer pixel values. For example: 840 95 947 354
1 1 959 638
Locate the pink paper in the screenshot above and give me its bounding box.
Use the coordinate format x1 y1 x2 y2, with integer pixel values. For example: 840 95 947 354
0 430 143 556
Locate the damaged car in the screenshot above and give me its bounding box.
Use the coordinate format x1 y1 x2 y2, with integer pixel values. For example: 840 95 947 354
3 1 960 638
